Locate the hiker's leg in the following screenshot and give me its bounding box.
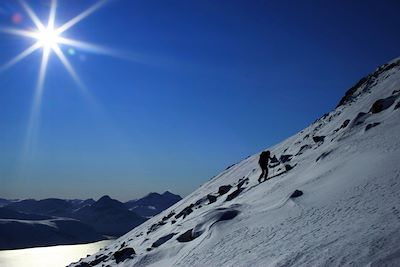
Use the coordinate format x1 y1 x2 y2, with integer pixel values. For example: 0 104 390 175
264 168 269 180
258 169 265 183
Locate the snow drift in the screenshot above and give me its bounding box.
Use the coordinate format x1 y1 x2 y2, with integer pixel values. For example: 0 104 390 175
70 58 400 267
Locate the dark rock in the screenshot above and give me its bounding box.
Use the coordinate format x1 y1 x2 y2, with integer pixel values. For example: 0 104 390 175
237 177 249 189
171 220 176 224
194 198 204 206
147 221 166 234
90 255 108 266
312 136 325 143
226 188 243 201
207 194 217 204
162 211 175 221
218 185 232 195
370 96 397 113
279 154 293 163
175 204 194 219
340 119 350 129
303 134 310 140
74 263 90 267
336 77 368 107
290 190 303 198
392 89 400 95
146 247 152 252
284 164 295 172
365 122 381 131
152 233 176 248
177 229 200 242
114 247 135 264
395 102 400 110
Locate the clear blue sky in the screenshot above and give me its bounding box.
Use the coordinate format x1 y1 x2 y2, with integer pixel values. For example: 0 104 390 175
0 0 399 201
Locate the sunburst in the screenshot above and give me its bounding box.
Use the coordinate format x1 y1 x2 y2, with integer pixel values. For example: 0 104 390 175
0 0 118 158
0 0 112 88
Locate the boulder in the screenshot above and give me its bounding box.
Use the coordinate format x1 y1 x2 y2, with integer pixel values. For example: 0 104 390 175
279 154 293 163
370 96 397 113
312 136 325 143
226 188 243 201
90 255 108 266
284 164 294 172
207 194 217 204
152 233 175 248
114 247 135 263
177 229 198 243
290 190 303 198
218 185 232 195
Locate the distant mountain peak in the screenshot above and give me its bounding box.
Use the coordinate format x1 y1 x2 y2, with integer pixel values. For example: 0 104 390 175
98 195 112 201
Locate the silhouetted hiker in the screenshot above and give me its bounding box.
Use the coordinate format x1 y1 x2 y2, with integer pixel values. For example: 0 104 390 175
258 150 273 183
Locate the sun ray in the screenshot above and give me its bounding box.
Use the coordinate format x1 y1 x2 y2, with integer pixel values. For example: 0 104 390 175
56 0 108 34
52 45 85 89
0 27 39 39
23 47 50 158
47 0 58 29
0 42 41 72
57 37 121 57
18 0 45 31
52 44 100 109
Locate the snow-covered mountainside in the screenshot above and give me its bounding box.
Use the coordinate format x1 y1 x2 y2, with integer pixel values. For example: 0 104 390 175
70 58 400 267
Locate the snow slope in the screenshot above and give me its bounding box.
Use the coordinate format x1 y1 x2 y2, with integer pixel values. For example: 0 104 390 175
70 58 400 267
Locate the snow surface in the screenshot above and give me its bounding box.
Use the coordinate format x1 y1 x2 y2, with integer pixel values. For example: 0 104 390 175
70 58 400 267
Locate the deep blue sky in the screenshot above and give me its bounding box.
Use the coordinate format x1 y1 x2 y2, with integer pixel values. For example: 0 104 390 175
0 0 399 201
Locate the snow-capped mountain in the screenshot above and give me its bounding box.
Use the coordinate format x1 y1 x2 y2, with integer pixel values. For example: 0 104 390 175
73 195 147 237
70 58 400 267
125 191 182 218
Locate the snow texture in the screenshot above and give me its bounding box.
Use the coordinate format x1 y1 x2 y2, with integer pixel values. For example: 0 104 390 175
70 58 400 267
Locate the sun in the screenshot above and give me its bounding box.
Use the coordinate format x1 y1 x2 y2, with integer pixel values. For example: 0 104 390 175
35 26 60 49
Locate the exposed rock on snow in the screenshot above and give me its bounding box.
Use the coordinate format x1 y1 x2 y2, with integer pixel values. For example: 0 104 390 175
370 95 397 113
207 194 217 204
289 190 303 198
114 247 136 263
218 185 232 195
365 122 381 131
151 233 176 248
176 229 197 243
279 154 293 163
312 135 325 143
